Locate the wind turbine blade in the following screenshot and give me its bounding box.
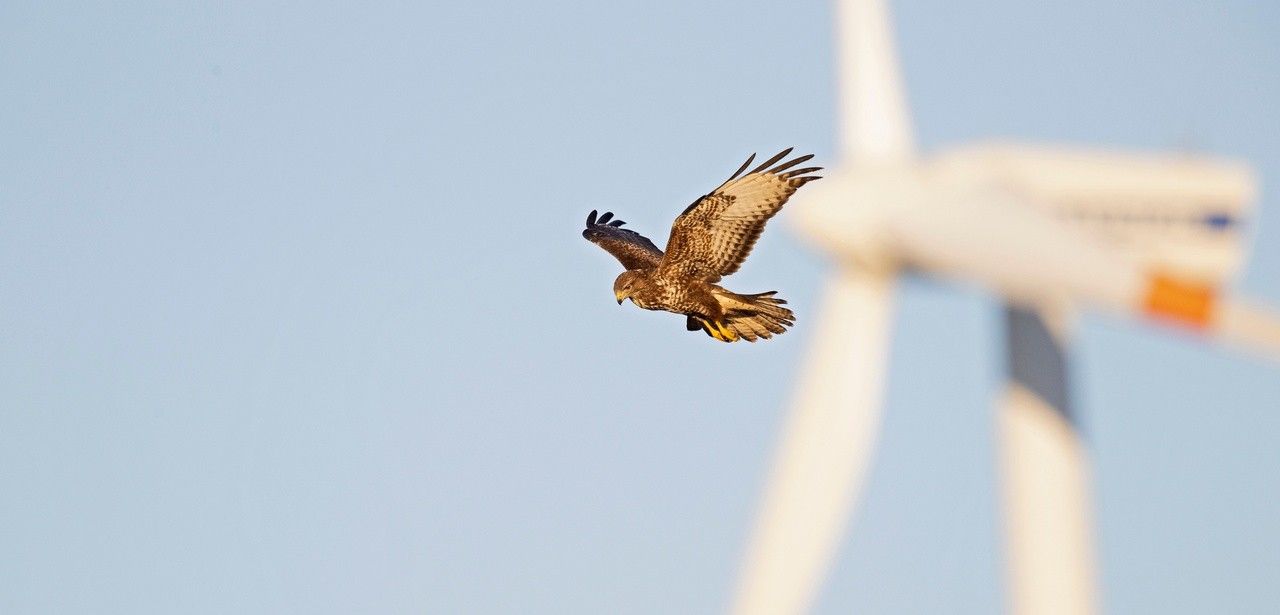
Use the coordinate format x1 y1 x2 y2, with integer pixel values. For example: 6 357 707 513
1124 275 1280 361
1000 306 1099 615
1208 300 1280 362
732 270 895 615
838 0 915 163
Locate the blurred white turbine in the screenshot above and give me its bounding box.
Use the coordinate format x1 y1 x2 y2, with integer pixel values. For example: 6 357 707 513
731 1 1280 614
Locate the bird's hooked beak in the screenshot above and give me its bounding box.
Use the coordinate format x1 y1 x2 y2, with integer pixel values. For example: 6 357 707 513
615 290 626 305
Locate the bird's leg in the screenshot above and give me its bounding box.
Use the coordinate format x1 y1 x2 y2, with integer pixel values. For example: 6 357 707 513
692 312 738 342
714 320 739 342
703 318 730 342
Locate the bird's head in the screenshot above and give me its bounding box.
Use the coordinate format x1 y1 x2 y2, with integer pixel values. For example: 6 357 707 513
613 270 648 304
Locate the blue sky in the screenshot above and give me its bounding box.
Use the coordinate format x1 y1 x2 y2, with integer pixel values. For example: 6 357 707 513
2 1 1278 613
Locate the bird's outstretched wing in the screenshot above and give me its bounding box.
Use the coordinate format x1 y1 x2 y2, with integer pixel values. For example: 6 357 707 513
659 148 821 281
582 210 664 271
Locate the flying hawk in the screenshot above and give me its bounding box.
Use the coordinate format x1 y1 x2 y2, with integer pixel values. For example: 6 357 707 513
582 148 821 342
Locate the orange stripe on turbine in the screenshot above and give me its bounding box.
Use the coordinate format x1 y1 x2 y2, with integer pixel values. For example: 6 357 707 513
1143 273 1216 328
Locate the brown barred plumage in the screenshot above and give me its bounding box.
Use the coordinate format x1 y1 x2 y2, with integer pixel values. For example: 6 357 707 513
582 148 820 343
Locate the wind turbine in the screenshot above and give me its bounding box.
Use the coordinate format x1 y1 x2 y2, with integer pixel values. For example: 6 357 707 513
731 1 1280 614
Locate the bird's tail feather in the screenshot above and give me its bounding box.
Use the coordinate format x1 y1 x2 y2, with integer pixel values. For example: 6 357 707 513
692 291 796 342
717 290 795 323
723 311 792 342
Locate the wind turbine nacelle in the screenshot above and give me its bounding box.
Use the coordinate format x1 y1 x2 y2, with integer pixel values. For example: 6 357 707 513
789 149 1279 358
931 144 1257 286
791 163 1141 312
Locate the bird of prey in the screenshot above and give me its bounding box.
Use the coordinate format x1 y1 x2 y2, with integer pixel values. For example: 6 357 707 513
582 148 821 342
